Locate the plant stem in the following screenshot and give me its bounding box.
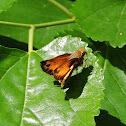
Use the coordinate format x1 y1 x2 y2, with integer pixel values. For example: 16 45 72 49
0 21 31 28
48 0 74 18
0 18 76 29
28 26 35 52
34 18 75 28
0 1 76 52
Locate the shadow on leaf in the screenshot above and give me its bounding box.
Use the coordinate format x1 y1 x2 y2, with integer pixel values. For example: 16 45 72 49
95 110 126 126
54 66 93 99
0 35 37 51
108 46 126 74
95 42 126 74
65 66 92 99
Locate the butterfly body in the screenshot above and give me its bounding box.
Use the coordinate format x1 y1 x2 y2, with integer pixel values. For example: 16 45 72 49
40 48 86 87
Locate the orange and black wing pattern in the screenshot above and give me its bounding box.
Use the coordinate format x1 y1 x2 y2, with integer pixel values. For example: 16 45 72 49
53 58 78 87
40 48 87 87
40 54 71 75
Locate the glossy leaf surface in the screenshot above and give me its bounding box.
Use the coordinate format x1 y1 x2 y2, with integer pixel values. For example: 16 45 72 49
0 45 27 125
0 36 104 126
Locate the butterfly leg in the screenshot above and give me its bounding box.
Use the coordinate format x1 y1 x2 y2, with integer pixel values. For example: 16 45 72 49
61 64 74 87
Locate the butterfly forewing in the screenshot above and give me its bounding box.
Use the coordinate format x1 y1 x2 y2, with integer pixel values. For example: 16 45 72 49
40 54 71 75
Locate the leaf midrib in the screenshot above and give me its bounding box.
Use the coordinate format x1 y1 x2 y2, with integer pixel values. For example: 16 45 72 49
20 53 29 126
0 53 27 80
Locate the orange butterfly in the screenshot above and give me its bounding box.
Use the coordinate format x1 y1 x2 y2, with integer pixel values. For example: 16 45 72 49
40 48 87 87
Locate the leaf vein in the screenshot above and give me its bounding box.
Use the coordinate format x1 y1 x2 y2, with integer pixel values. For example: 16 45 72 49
117 53 126 65
26 107 44 125
0 54 27 81
115 2 126 44
83 1 121 22
108 69 126 96
20 54 29 126
105 95 121 119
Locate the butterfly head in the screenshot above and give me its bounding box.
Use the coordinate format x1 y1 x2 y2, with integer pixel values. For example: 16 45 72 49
78 48 87 56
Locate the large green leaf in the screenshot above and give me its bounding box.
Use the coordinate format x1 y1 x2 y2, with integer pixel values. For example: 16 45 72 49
72 0 126 47
0 0 16 13
0 45 27 125
0 0 126 125
0 36 104 125
97 45 126 124
0 0 77 49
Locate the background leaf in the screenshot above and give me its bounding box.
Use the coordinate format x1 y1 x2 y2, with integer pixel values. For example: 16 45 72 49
0 0 16 13
0 36 104 126
72 0 126 47
97 44 126 124
0 0 77 49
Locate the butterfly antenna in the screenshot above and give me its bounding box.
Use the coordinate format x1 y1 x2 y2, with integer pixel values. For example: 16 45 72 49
87 66 92 72
83 60 92 72
93 51 101 54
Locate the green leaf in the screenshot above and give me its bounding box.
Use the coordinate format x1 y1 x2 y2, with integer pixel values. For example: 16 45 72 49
0 0 16 13
0 36 104 125
0 45 27 78
98 45 126 125
0 45 27 125
72 0 126 48
0 0 77 49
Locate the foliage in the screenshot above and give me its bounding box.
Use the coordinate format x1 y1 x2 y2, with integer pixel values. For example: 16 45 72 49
72 0 126 48
0 0 126 126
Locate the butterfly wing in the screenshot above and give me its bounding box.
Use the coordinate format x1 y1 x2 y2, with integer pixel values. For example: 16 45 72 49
40 54 71 75
53 58 78 87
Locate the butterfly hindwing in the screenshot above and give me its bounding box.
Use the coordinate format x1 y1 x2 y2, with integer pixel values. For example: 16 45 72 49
40 54 71 75
60 63 75 87
53 58 78 86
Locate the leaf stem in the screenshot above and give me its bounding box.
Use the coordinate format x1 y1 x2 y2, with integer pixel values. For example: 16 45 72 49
102 42 109 73
0 21 31 28
48 0 74 18
28 26 35 52
34 18 75 28
0 1 76 52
